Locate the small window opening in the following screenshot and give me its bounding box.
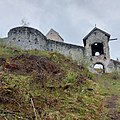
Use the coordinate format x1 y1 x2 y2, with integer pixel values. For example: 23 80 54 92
91 42 104 56
13 38 16 41
90 58 93 61
104 57 106 60
34 38 38 44
94 32 97 35
18 40 20 42
94 63 105 73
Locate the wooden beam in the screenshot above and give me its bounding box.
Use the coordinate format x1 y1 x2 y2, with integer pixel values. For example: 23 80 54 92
109 38 117 41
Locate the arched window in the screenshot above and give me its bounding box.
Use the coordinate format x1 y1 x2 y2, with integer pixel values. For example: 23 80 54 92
91 42 104 56
94 63 105 73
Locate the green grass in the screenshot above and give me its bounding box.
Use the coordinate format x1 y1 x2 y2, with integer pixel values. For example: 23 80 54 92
95 73 120 96
0 41 120 119
0 73 103 119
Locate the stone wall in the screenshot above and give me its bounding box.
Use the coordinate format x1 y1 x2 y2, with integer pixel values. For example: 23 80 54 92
2 26 120 73
109 59 120 72
7 26 84 63
8 27 47 50
46 39 84 62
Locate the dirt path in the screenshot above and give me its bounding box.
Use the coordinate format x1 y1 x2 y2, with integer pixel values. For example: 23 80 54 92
104 95 120 120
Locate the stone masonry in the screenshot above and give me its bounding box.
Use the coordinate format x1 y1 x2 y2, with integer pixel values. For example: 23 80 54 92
1 26 120 73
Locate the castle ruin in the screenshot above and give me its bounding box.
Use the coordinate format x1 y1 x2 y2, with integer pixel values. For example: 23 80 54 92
2 26 120 73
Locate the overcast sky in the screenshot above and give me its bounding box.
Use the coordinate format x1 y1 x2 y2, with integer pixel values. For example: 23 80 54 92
0 0 120 59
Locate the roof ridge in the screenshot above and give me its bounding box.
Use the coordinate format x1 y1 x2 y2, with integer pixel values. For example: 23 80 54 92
83 27 110 41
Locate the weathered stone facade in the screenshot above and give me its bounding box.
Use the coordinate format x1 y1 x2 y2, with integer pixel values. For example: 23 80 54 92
46 29 64 42
83 27 111 73
7 26 84 63
1 26 120 73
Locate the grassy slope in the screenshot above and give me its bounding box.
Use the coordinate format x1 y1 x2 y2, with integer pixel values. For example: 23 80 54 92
0 42 120 120
95 74 120 119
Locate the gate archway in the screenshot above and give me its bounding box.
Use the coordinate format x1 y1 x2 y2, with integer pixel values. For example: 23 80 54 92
94 63 105 73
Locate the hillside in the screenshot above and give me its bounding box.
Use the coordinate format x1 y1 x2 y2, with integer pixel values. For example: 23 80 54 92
0 42 120 120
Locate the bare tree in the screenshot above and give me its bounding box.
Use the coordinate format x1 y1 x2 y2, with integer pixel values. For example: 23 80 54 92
20 18 30 27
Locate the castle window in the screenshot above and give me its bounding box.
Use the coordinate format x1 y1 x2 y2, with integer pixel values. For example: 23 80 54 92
104 57 106 60
94 32 97 35
18 39 20 42
34 38 38 44
91 42 104 56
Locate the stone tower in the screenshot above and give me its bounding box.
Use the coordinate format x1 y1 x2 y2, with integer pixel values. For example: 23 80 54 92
46 29 64 42
83 27 111 73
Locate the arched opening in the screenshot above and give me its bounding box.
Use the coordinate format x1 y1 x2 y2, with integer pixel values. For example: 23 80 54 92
91 42 104 56
94 63 105 73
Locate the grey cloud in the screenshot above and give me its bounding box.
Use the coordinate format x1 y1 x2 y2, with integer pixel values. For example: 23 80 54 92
0 0 120 59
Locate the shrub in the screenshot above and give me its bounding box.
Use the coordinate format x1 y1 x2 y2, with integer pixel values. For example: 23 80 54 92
88 73 94 80
64 71 77 84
